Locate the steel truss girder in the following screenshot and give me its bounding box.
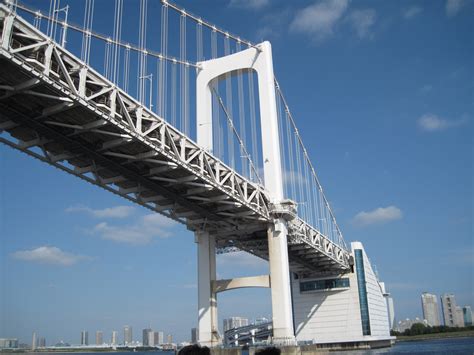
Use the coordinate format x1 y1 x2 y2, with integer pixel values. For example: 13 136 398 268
0 5 352 273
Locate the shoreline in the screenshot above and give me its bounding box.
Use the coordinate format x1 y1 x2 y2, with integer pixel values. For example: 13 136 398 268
396 330 474 342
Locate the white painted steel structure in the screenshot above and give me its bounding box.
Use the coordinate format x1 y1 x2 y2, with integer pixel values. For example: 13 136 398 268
0 1 357 347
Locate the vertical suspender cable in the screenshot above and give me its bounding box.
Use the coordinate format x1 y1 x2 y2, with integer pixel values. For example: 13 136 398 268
294 129 304 220
196 21 203 62
138 0 148 104
236 41 247 178
211 29 221 158
180 11 189 135
52 0 61 43
112 0 123 85
123 45 130 93
248 54 259 182
276 87 288 198
171 61 177 127
224 35 234 169
159 3 168 118
81 0 94 65
285 109 296 202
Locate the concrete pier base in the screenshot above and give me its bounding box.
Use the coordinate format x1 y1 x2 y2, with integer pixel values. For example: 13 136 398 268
209 339 394 355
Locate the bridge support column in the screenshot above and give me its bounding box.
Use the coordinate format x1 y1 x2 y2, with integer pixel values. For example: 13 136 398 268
195 231 220 347
268 218 295 345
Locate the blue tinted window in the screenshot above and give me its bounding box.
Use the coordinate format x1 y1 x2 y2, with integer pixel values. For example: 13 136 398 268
300 278 350 292
355 249 371 335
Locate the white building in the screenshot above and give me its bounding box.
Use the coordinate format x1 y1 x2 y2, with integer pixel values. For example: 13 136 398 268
223 317 249 332
441 294 464 327
111 331 118 345
380 282 395 330
123 326 132 345
96 331 103 345
80 331 88 346
421 292 441 326
154 331 164 345
291 241 393 345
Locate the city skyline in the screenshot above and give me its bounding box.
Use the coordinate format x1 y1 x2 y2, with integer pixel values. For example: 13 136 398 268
1 0 472 345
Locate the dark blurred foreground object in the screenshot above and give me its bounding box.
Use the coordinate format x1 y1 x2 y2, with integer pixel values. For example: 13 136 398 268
178 344 211 355
255 347 281 355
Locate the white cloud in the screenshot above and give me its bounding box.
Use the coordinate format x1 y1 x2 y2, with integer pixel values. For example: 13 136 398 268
347 9 376 39
256 9 291 40
418 113 468 132
66 205 135 218
90 213 176 245
446 0 466 17
229 0 269 10
403 6 422 19
218 251 268 269
290 0 350 42
12 246 88 266
352 206 402 226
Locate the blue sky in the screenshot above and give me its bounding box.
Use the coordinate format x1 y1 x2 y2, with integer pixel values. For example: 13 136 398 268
1 0 473 345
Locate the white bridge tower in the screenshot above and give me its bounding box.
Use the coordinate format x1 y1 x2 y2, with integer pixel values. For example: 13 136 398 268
195 41 295 346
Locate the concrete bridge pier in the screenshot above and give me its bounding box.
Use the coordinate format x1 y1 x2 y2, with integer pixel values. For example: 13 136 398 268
267 217 296 345
196 230 220 347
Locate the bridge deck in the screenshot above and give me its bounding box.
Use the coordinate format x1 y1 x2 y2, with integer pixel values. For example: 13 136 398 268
0 6 351 276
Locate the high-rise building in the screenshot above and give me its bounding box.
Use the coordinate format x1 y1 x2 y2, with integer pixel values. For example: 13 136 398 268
421 292 441 326
223 317 249 332
148 331 155 347
142 328 152 346
191 328 197 344
380 282 395 330
455 306 465 327
441 294 464 327
38 338 46 347
111 331 118 345
80 331 89 346
31 332 37 351
154 331 164 345
0 339 19 349
123 326 132 345
463 306 472 326
96 331 103 345
167 334 172 344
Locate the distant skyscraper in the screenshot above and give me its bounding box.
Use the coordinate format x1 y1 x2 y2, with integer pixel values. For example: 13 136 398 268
167 334 172 344
191 328 197 344
80 331 89 346
381 282 395 329
123 326 132 345
463 306 472 326
96 331 103 345
142 328 152 346
441 294 464 327
38 338 46 347
147 332 155 347
223 317 249 332
111 331 118 345
31 332 37 351
421 292 441 326
455 306 465 327
155 331 164 345
0 339 19 349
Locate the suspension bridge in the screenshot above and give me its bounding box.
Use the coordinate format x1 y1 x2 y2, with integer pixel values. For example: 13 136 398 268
0 0 362 347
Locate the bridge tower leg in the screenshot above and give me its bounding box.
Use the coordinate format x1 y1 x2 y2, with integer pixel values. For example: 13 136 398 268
196 41 295 346
195 231 219 347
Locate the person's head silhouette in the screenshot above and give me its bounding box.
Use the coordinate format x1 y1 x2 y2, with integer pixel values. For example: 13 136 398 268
178 344 211 355
255 347 281 355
